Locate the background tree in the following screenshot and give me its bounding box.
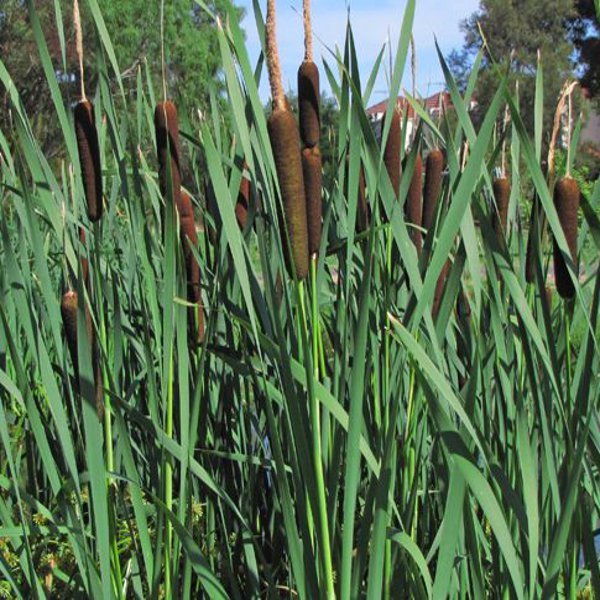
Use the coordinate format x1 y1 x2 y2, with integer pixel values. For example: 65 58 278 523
0 0 243 158
448 0 577 138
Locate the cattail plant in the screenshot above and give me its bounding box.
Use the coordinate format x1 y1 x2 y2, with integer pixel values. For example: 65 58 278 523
72 0 102 223
492 177 510 242
432 260 450 319
344 155 368 233
61 289 103 419
297 0 319 149
406 151 423 253
179 191 205 342
552 176 580 299
266 0 309 279
383 106 402 199
154 101 182 213
422 148 444 233
79 226 89 284
302 146 322 255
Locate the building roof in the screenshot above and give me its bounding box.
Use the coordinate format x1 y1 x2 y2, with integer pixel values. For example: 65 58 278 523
366 91 470 119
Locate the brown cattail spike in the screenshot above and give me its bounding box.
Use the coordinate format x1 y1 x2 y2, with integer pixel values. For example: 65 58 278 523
422 149 444 232
406 152 423 254
432 259 450 319
268 105 309 279
492 177 510 242
74 100 102 222
61 290 103 419
383 108 402 199
179 192 205 343
302 146 322 256
552 176 580 299
298 61 320 148
154 101 182 212
236 163 250 231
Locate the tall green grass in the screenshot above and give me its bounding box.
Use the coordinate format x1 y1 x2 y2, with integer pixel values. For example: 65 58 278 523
0 1 599 598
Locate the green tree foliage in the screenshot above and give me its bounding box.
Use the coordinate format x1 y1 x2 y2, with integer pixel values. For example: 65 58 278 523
448 0 577 136
0 0 242 157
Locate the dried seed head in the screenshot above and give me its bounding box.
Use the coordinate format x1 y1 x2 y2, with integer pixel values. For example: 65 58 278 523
74 100 102 221
492 177 510 242
383 108 402 199
422 149 444 232
154 101 182 211
268 105 309 279
406 153 423 254
298 60 320 147
552 176 580 299
302 145 322 256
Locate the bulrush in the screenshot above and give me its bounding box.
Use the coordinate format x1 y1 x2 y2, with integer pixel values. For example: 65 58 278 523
236 164 250 231
422 148 444 232
552 176 580 299
383 107 402 199
61 290 103 419
302 146 322 256
406 152 423 254
298 61 320 148
74 100 102 222
432 260 450 320
492 177 510 242
179 192 205 343
266 0 309 279
154 101 182 212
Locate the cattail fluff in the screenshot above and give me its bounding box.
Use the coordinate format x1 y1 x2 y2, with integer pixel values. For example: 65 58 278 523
492 177 510 242
61 290 103 419
154 101 182 213
406 152 423 254
383 108 402 199
422 149 444 232
302 146 322 256
298 61 320 148
179 192 205 342
74 100 102 222
552 176 580 299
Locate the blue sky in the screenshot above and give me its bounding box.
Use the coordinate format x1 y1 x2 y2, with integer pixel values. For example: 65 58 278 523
237 0 480 107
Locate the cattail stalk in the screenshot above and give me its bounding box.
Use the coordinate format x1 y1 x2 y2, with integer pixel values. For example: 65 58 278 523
552 176 580 299
266 0 309 279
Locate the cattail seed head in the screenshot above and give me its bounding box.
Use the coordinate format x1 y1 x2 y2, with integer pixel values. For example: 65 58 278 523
406 152 423 254
154 101 182 212
298 60 320 148
302 145 322 256
74 100 102 222
552 176 580 299
268 105 309 279
383 108 401 199
61 290 103 420
236 164 250 231
492 177 510 242
179 192 205 343
432 259 450 319
422 149 444 232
